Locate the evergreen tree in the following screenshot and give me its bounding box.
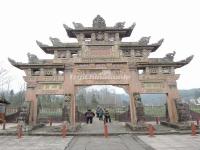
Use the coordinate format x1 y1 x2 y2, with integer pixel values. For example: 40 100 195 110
91 94 99 108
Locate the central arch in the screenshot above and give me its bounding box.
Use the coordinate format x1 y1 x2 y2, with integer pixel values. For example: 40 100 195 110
75 85 131 123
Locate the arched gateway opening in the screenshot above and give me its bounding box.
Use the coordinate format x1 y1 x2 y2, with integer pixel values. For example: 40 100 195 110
8 15 193 127
75 85 130 123
141 94 167 122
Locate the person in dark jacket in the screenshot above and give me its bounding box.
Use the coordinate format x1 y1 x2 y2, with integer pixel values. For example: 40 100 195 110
104 110 111 123
85 109 95 124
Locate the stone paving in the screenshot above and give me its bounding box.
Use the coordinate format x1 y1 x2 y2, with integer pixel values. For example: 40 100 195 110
139 135 200 150
1 119 200 149
0 136 73 150
65 135 153 150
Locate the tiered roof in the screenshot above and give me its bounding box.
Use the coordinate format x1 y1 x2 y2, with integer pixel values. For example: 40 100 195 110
8 15 193 70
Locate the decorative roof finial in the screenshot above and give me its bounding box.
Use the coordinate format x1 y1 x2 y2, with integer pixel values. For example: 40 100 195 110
93 15 106 28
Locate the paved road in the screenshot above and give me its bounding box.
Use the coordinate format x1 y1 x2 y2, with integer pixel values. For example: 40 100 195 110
77 117 131 134
65 135 154 150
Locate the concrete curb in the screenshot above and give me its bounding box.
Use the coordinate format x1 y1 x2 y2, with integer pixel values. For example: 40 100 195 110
0 130 199 136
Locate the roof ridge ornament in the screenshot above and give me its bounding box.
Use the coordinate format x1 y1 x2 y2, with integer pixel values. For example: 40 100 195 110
114 22 125 29
129 23 136 29
36 40 49 47
93 15 106 28
163 51 176 61
72 22 84 29
49 37 63 46
138 36 151 45
63 24 73 30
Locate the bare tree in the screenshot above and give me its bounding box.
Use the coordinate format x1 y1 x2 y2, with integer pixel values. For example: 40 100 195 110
0 62 12 97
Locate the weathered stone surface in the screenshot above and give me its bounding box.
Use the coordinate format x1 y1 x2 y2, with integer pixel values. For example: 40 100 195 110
176 101 190 122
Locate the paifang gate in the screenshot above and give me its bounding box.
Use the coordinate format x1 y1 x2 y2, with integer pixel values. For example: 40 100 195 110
8 15 193 126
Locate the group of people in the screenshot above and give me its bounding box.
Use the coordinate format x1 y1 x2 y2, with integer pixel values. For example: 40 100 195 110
96 106 111 123
84 106 111 124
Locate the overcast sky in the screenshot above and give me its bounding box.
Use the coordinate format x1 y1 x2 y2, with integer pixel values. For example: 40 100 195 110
0 0 199 92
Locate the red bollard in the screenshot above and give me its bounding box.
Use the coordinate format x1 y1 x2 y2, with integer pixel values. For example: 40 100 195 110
61 123 67 138
104 123 108 138
148 124 155 137
49 118 52 126
196 118 199 126
156 117 160 125
3 120 6 130
191 122 197 136
17 124 23 138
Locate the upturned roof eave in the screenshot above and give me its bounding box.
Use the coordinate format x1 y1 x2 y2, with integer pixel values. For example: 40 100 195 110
136 62 190 68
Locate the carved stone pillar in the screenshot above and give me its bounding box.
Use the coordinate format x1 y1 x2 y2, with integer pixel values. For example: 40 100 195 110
128 66 143 125
166 91 178 123
25 87 37 125
104 33 109 41
130 49 135 57
145 67 150 74
77 33 85 42
26 69 32 76
64 65 75 126
66 51 71 59
171 67 175 74
63 94 71 123
53 68 57 75
158 66 162 74
134 93 145 123
129 93 137 125
115 33 120 41
54 50 58 59
91 33 96 41
40 68 44 76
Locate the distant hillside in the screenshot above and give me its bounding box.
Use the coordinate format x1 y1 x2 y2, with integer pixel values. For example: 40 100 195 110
140 88 200 105
77 87 200 106
179 88 200 102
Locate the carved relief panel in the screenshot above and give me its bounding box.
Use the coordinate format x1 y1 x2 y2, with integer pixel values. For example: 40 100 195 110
149 66 158 74
162 67 171 74
87 46 113 58
141 82 164 93
57 51 66 58
36 83 64 95
135 49 143 57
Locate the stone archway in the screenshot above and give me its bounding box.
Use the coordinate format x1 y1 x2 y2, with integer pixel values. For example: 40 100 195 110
8 15 193 127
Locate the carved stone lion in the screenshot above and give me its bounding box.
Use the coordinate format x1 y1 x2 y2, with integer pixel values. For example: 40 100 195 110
49 37 63 46
114 22 125 29
164 51 176 61
27 53 39 64
138 36 151 45
72 22 84 29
